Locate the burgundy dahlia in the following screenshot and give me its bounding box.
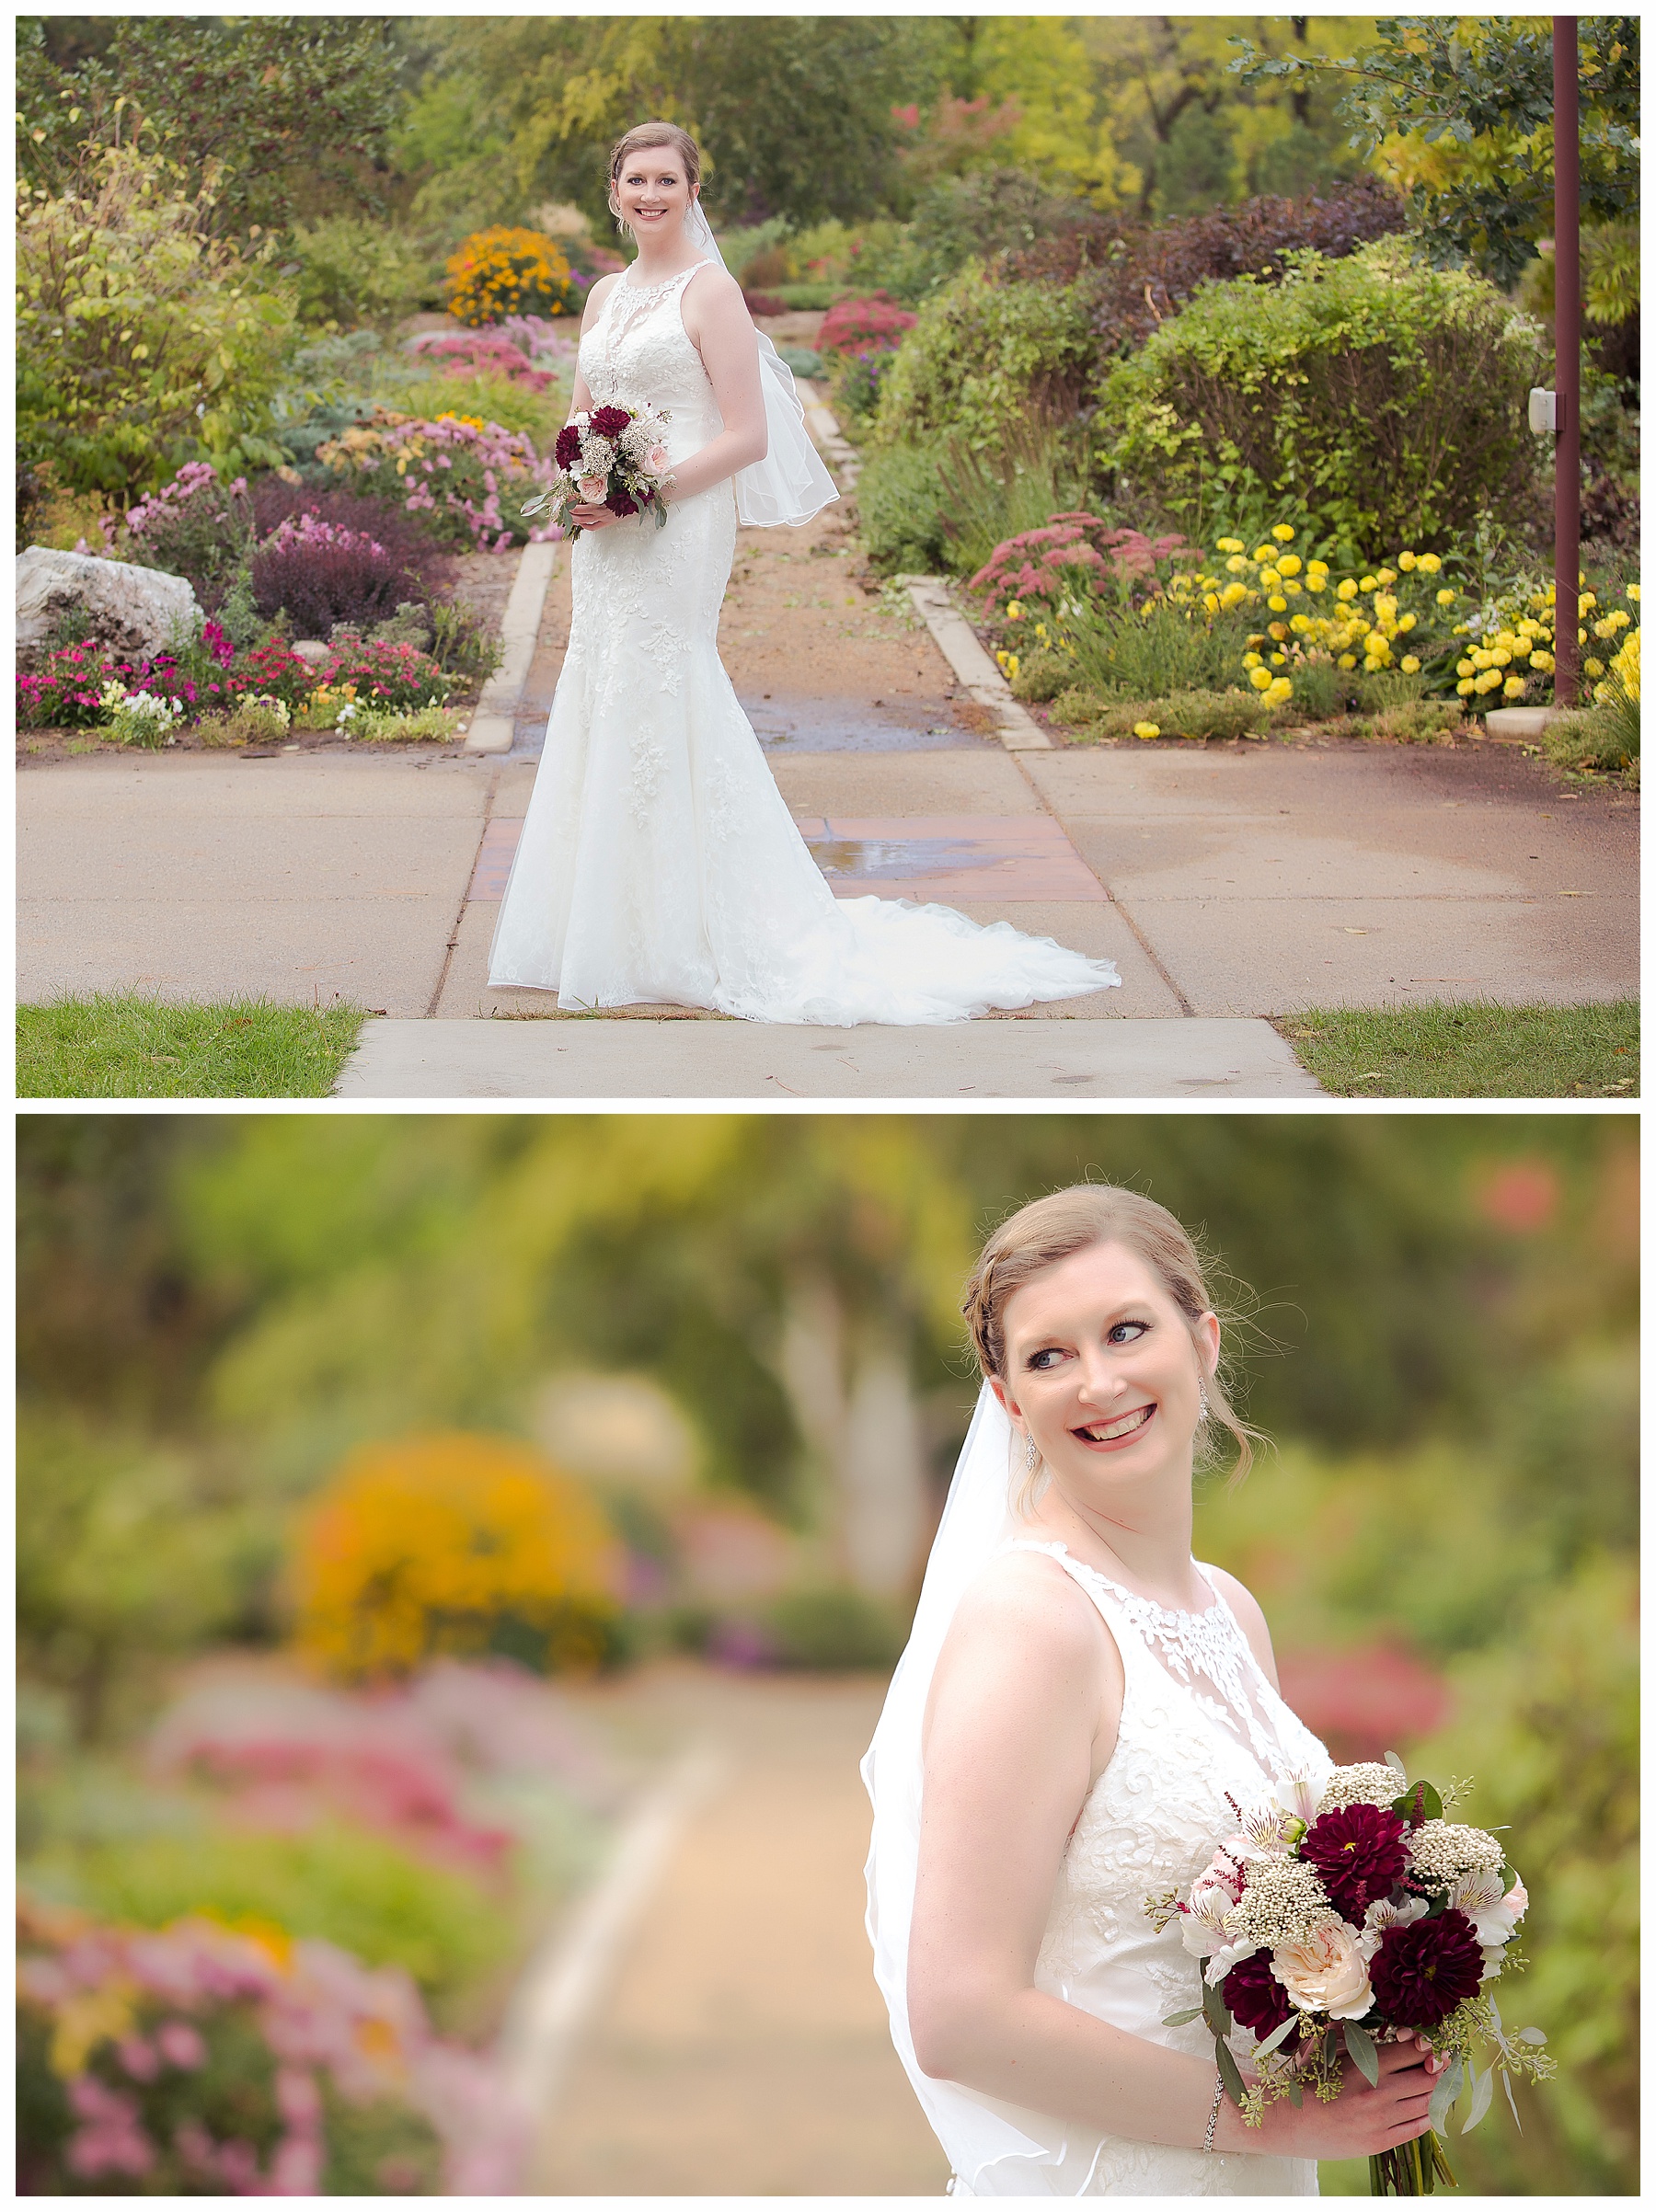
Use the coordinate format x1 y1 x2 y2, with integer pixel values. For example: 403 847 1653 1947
1369 1909 1484 2029
554 425 582 470
1223 1950 1293 2039
606 489 639 518
1299 1803 1409 1917
589 405 631 437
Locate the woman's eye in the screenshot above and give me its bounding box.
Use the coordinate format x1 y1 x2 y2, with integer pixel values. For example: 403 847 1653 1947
1109 1321 1149 1344
1029 1347 1064 1370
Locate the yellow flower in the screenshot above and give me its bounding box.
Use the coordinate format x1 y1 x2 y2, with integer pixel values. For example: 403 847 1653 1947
1474 669 1502 693
1336 578 1358 601
1277 555 1302 577
1305 575 1326 593
1359 575 1378 592
1502 676 1526 698
996 650 1020 679
1338 654 1357 670
1006 600 1024 620
1374 593 1399 625
1456 678 1475 695
1252 543 1276 562
1132 721 1161 739
1289 613 1311 634
1417 553 1442 574
1248 666 1273 691
1375 568 1397 588
1215 537 1244 554
1579 590 1598 612
1306 558 1329 575
1436 588 1456 605
1203 592 1220 613
1397 612 1416 632
1530 649 1555 673
1268 621 1288 640
1225 554 1248 575
1397 551 1417 570
1259 567 1282 590
1627 584 1641 602
1220 580 1248 608
1400 655 1421 673
1608 626 1639 699
1583 657 1605 678
1271 523 1295 541
1242 650 1263 668
1268 594 1287 613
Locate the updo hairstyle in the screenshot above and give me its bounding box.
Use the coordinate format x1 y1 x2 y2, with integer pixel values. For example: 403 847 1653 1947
960 1184 1261 1496
607 121 703 235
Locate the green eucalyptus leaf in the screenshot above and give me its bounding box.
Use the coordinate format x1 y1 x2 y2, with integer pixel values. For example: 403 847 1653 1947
1255 2011 1299 2057
1462 2062 1496 2134
1215 2038 1248 2107
1428 2052 1465 2136
1162 2006 1203 2027
1516 2026 1547 2046
1342 2018 1380 2087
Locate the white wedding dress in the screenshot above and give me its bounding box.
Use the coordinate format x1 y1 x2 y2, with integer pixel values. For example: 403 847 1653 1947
487 265 1121 1022
951 1542 1332 2195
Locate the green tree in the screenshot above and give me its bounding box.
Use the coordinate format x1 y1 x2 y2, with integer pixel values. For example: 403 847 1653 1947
17 14 408 237
1233 15 1640 286
397 16 956 237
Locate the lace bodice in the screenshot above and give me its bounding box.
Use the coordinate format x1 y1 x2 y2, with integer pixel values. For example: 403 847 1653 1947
949 1542 1329 2196
579 267 724 458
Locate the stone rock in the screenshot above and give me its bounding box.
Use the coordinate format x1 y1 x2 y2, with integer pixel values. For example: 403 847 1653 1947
291 641 330 666
17 546 199 670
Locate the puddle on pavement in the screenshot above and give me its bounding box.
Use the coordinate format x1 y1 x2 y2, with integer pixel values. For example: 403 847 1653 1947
742 692 992 752
807 836 1000 880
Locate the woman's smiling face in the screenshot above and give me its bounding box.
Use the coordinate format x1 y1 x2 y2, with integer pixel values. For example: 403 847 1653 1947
991 1239 1218 1494
613 148 696 237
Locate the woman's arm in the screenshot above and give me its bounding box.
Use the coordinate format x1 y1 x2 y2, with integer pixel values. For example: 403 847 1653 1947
908 1553 1441 2160
668 261 767 500
565 273 621 425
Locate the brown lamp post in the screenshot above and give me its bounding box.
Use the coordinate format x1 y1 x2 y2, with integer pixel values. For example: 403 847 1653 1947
1552 17 1581 706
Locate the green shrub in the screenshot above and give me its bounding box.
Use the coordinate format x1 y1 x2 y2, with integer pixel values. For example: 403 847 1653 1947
1099 240 1547 560
1542 699 1639 779
40 1821 515 2020
765 1586 911 1671
871 262 1099 453
1066 598 1259 699
930 424 1089 579
290 213 446 331
1052 688 1272 743
852 438 954 573
17 148 297 502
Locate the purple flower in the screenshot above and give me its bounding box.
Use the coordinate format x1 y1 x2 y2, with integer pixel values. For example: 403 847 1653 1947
1223 1949 1294 2039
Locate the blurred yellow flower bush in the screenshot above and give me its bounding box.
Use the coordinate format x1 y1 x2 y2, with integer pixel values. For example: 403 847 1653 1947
445 227 574 327
294 1434 624 1681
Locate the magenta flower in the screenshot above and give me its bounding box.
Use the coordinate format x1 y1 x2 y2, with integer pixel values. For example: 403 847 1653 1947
1369 1908 1484 2028
1300 1804 1409 1919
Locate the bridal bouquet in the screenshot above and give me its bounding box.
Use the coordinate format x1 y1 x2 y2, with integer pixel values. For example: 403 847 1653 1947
1147 1758 1553 2195
523 403 675 533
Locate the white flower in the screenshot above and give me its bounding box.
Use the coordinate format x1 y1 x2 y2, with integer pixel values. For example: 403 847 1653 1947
1317 1762 1403 1813
1204 1937 1259 1987
1271 1917 1374 2019
1181 1845 1247 1958
1356 1894 1428 1959
1450 1870 1527 1977
1274 1770 1322 1827
1406 1820 1504 1891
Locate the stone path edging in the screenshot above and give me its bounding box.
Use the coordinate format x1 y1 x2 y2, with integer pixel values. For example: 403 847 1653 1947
901 576 1053 753
464 538 560 754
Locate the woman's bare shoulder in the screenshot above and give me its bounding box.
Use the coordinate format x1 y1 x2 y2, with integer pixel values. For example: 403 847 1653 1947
945 1546 1109 1673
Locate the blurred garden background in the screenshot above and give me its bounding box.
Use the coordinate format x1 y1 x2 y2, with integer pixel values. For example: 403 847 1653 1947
16 1112 1637 2194
17 14 1638 774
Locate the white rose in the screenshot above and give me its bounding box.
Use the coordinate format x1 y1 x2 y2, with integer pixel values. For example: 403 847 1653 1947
577 476 608 504
1271 1918 1374 2020
646 443 672 474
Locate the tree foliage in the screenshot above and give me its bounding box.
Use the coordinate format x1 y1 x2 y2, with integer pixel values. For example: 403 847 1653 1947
17 16 408 239
17 147 297 499
1233 15 1641 285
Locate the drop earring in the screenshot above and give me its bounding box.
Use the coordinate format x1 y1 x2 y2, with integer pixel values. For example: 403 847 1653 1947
1024 1430 1039 1473
1198 1384 1211 1421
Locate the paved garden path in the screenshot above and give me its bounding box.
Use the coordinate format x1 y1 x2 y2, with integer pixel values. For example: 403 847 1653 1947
17 444 1636 1096
513 1661 948 2196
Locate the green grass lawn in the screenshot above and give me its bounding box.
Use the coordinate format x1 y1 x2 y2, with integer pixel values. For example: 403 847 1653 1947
17 994 368 1098
1278 1000 1639 1098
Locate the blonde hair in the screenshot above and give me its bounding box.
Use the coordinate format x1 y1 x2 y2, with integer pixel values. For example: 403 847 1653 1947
607 121 703 235
960 1185 1262 1501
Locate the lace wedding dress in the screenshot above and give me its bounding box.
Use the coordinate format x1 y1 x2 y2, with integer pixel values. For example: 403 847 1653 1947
941 1540 1332 2196
487 266 1121 1022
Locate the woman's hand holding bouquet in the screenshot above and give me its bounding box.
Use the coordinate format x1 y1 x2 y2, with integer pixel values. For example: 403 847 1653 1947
1149 1759 1553 2194
523 402 675 535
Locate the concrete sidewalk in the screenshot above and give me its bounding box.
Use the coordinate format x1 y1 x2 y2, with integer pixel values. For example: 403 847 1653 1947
334 1013 1321 1098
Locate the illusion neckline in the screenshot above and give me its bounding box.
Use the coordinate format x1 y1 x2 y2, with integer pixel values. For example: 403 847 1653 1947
617 262 705 296
1008 1538 1221 1623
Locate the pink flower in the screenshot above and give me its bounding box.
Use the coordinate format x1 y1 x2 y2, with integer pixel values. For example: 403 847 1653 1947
577 476 608 503
156 2019 207 2069
646 445 671 474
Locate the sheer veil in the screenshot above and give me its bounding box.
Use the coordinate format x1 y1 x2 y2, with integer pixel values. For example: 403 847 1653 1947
684 201 840 528
861 1382 1063 2191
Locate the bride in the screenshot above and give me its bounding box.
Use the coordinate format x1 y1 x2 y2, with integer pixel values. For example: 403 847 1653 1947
488 121 1121 1025
863 1186 1443 2195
